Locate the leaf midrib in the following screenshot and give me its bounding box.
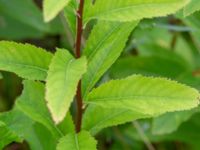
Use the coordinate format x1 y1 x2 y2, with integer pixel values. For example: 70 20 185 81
74 134 80 150
87 95 196 102
83 25 132 98
0 61 48 73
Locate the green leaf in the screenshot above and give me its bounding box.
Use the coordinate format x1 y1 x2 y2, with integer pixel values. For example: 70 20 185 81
64 0 77 36
0 121 21 149
152 108 199 135
16 80 62 139
0 73 2 79
0 107 35 149
82 21 138 98
57 112 75 135
0 41 53 80
82 105 149 135
0 0 48 32
44 0 71 22
46 49 87 124
57 131 97 150
0 12 44 40
109 56 190 79
32 123 57 150
86 75 200 116
84 0 189 23
0 107 57 150
184 0 200 16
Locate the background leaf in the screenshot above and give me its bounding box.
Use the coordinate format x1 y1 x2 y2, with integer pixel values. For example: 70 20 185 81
16 80 62 139
0 0 48 31
109 56 190 79
0 121 21 149
152 108 199 135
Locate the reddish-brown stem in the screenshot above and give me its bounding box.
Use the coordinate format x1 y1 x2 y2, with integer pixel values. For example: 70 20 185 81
75 0 84 133
75 0 84 58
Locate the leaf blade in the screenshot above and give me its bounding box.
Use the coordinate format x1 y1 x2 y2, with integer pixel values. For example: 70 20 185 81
184 0 200 16
57 131 97 150
0 41 52 80
46 49 87 123
44 0 71 22
86 75 200 116
0 121 21 149
82 21 138 98
82 105 149 135
16 80 62 139
84 0 189 23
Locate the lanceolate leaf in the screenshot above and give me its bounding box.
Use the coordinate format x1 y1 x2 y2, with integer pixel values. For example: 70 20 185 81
86 75 200 116
46 49 87 124
84 0 189 23
184 0 200 16
0 41 53 80
82 21 138 98
82 105 149 135
57 131 97 150
43 0 71 22
16 80 62 139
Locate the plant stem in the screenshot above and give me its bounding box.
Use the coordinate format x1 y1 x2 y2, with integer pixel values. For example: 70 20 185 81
75 0 84 58
75 0 84 133
133 121 156 150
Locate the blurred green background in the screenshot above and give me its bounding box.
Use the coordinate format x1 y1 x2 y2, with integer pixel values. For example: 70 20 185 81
1 0 200 150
